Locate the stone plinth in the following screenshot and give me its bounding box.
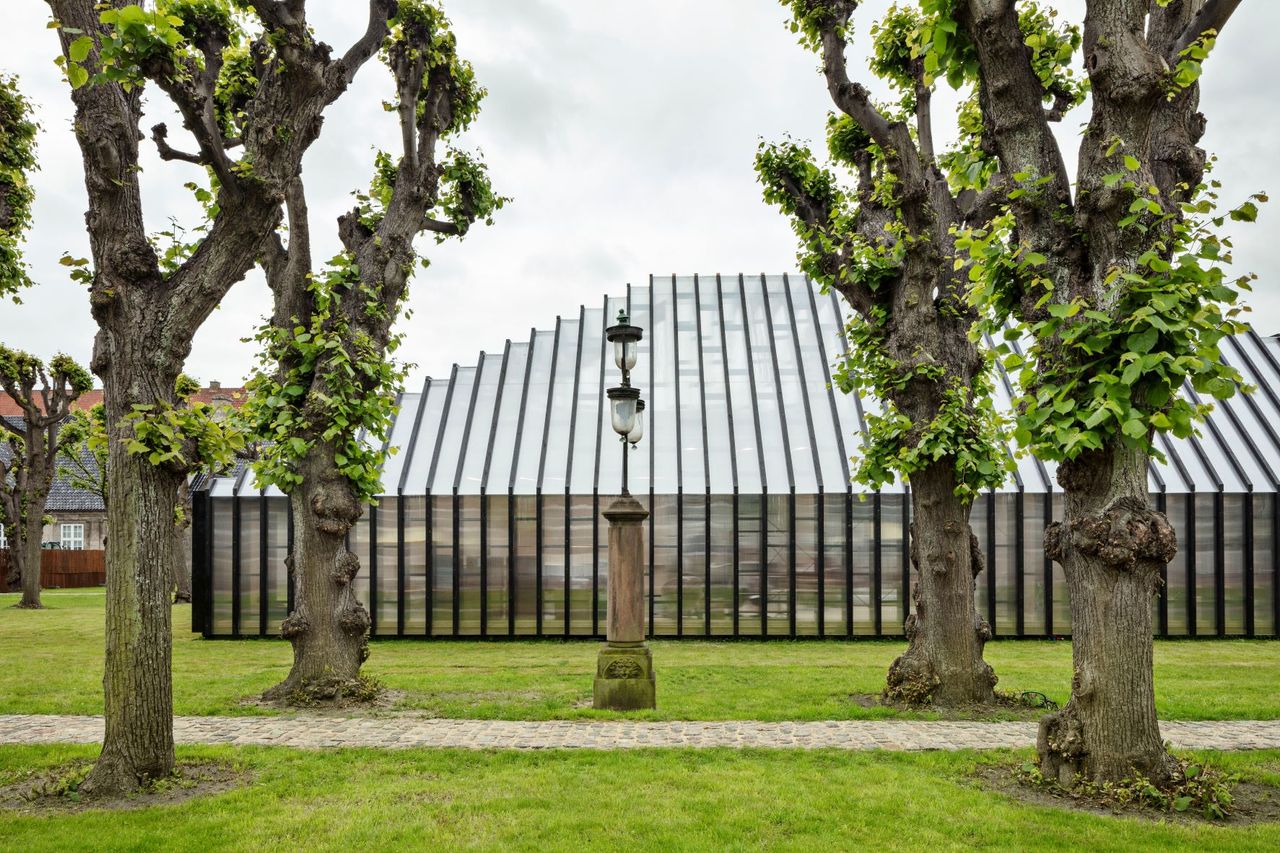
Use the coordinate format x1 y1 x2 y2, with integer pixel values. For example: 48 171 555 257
594 494 655 710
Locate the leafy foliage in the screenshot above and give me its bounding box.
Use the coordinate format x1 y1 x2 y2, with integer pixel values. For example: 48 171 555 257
121 374 246 474
58 404 109 504
965 162 1262 463
244 255 408 503
0 74 39 303
1017 756 1239 820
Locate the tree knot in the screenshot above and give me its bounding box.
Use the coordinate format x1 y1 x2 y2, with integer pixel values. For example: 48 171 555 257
1055 498 1176 570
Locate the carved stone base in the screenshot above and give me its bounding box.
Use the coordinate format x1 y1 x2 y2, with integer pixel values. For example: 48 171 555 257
593 643 656 711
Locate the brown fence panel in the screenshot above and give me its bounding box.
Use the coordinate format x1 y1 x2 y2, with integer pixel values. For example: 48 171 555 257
0 549 106 591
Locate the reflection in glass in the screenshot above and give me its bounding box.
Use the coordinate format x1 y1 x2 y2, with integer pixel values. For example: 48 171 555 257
458 496 481 635
267 498 289 630
212 499 233 634
404 496 427 635
737 495 763 634
431 496 453 635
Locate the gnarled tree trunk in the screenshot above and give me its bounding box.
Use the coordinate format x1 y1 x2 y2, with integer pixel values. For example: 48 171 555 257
82 361 182 797
263 447 368 701
18 512 43 608
1037 443 1177 785
889 461 994 705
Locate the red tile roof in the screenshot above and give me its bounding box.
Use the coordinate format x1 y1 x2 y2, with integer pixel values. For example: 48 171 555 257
0 386 247 416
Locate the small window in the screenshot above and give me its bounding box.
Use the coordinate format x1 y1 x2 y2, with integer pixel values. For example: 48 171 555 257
0 525 7 549
60 523 85 551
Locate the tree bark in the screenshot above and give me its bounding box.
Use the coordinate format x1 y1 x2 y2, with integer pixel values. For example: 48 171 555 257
18 510 43 608
81 361 182 797
888 462 994 705
263 446 368 701
1037 442 1178 786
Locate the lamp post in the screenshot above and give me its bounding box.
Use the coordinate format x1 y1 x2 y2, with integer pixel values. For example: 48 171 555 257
594 310 656 710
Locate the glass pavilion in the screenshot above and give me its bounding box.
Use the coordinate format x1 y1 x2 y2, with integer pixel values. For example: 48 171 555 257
193 274 1280 640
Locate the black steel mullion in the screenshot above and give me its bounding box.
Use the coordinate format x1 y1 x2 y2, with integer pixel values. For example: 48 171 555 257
1015 489 1025 636
647 278 656 637
1045 493 1055 636
592 297 609 636
1155 491 1168 635
563 309 587 638
872 492 883 635
368 504 379 636
715 273 741 572
693 275 713 636
986 490 997 635
758 275 796 635
451 494 461 636
397 495 406 635
535 319 565 636
254 493 265 636
231 497 241 638
670 275 685 636
901 487 911 628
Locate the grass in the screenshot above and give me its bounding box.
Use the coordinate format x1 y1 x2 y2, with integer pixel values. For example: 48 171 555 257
1 745 1279 851
3 589 1279 721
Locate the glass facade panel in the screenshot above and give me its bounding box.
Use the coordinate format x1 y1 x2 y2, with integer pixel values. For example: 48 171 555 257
428 366 475 495
211 498 233 634
1224 494 1247 634
676 278 707 497
822 492 847 636
513 495 537 633
650 281 679 493
795 494 819 635
609 291 643 495
1163 495 1188 635
1254 494 1276 635
458 354 503 495
699 279 735 495
993 494 1017 636
880 494 905 632
266 498 289 630
541 320 580 496
486 494 509 634
1195 493 1216 634
651 495 678 633
681 495 707 635
569 494 595 635
851 496 875 635
737 495 764 634
540 495 566 633
404 496 427 635
709 495 735 634
1023 494 1047 635
238 500 260 635
374 500 398 634
348 510 370 618
794 279 849 490
972 493 990 623
431 496 453 634
457 496 481 635
484 342 530 494
569 308 604 495
1050 493 1070 634
745 279 790 492
766 494 791 631
513 332 555 495
768 276 819 493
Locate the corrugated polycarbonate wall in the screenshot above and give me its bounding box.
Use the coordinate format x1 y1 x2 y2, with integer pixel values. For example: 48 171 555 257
193 275 1280 639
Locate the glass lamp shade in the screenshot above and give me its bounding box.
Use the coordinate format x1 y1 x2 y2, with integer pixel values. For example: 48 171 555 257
605 310 643 372
627 399 645 445
607 385 640 437
613 338 639 372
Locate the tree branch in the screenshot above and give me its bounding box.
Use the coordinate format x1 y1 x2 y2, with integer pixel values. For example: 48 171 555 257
325 0 397 99
817 27 896 155
422 218 462 237
151 124 206 166
1171 0 1245 58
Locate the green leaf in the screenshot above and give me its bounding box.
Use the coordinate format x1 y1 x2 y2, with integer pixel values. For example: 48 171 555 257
1123 154 1141 172
69 35 94 63
1122 419 1148 439
67 63 89 89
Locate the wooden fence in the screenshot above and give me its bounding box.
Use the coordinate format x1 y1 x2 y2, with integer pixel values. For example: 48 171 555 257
0 549 106 592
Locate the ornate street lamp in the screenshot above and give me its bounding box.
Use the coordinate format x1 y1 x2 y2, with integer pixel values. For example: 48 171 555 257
594 310 655 710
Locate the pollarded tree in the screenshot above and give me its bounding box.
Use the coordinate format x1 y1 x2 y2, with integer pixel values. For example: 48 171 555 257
950 0 1260 784
0 73 39 302
757 1 1082 706
44 0 402 795
0 347 94 608
245 0 505 703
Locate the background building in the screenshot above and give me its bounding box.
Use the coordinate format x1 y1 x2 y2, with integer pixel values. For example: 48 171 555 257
193 275 1280 640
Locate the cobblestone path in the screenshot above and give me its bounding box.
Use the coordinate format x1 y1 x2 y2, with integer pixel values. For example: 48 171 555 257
2 716 1279 752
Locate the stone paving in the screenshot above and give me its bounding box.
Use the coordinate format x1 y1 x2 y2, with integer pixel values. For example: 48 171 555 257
2 715 1279 752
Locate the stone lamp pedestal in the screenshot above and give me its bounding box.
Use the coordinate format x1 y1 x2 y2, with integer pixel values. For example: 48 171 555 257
593 494 656 710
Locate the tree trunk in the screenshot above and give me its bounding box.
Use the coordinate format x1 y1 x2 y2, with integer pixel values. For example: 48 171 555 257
262 445 369 702
14 504 44 604
886 461 995 706
81 367 181 798
1037 442 1177 786
18 516 42 608
172 526 192 604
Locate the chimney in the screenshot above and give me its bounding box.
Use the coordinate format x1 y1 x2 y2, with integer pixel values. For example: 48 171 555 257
209 381 221 390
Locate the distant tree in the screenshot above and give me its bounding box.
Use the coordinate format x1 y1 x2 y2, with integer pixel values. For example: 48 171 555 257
948 0 1259 785
0 72 38 302
0 347 93 607
757 1 1080 705
246 0 505 703
43 0 398 795
58 404 108 507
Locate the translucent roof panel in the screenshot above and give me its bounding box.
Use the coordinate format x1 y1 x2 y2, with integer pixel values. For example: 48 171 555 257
202 279 1280 502
427 365 475 494
457 351 503 495
699 275 736 494
483 341 531 493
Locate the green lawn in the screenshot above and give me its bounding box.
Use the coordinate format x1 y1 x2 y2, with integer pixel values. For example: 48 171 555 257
3 590 1278 721
2 745 1278 851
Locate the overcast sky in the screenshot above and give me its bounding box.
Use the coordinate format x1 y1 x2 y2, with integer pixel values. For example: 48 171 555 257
0 1 1275 387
